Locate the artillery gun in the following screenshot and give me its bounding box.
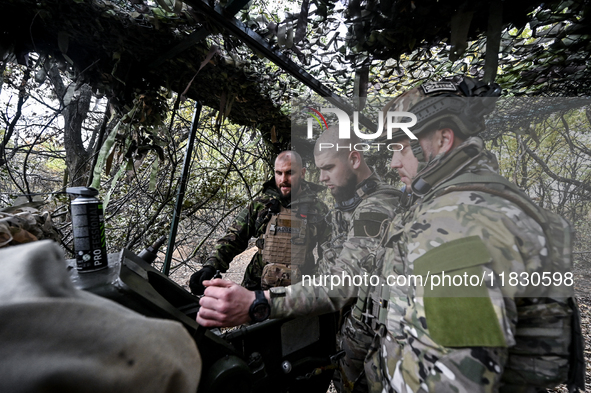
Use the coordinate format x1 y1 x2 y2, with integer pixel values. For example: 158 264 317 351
68 246 337 393
1 199 337 392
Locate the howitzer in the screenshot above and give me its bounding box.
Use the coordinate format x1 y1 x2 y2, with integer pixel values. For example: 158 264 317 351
68 248 337 393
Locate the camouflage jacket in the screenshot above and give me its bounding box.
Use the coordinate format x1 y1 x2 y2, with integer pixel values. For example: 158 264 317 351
377 137 570 393
205 178 329 290
270 173 401 319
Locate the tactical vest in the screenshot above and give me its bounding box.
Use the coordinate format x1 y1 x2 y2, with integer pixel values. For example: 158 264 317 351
351 227 405 336
259 200 315 289
318 180 402 275
432 172 584 392
357 172 584 392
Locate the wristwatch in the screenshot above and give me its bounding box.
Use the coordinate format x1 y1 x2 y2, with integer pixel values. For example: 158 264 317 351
249 290 271 322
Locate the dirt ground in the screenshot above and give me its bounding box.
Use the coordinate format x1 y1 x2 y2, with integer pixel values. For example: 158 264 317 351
169 244 257 289
568 258 591 392
170 247 591 392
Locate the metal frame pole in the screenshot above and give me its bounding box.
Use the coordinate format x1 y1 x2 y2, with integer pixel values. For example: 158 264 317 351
182 0 377 131
163 100 202 276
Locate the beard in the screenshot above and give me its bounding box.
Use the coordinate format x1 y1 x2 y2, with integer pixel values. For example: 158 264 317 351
331 173 358 203
276 182 292 202
279 190 291 202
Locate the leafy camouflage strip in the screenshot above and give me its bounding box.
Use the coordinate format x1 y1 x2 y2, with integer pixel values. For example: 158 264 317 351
205 179 329 290
0 209 61 248
373 139 573 392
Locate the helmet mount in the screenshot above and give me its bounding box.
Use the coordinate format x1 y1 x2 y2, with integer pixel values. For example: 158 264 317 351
386 76 502 166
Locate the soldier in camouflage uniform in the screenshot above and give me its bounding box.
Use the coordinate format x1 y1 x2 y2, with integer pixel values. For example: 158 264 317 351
189 150 329 293
309 127 402 393
197 128 403 393
362 76 582 392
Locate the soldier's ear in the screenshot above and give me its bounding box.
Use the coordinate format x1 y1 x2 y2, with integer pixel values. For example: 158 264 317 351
301 167 306 177
438 128 455 154
349 151 362 170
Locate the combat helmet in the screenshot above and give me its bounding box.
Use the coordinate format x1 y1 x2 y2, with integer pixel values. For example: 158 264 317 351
382 75 501 163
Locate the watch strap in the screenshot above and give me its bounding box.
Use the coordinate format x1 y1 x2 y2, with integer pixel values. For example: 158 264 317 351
249 290 270 322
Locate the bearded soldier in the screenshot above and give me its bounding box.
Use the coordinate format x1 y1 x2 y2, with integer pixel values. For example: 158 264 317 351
361 76 583 392
189 150 329 293
197 127 403 393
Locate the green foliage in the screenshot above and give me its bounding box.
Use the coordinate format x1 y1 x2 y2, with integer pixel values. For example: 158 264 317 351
0 59 273 275
487 105 591 223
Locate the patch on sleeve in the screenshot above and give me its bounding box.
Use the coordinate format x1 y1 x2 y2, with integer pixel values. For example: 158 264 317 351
353 212 387 237
414 236 491 276
414 236 506 347
424 297 507 347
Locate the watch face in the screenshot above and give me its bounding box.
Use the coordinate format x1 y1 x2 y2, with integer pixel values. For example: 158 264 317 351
250 290 270 322
253 303 270 321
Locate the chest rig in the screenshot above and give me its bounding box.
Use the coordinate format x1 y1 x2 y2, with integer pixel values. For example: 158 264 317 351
260 199 314 289
261 204 307 265
319 209 353 273
347 189 413 336
319 180 381 273
320 179 401 275
351 212 411 335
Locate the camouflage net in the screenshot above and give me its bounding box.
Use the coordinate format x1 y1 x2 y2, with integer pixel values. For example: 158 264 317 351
0 209 61 249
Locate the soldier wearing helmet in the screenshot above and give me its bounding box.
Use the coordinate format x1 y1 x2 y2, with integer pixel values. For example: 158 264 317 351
360 76 581 392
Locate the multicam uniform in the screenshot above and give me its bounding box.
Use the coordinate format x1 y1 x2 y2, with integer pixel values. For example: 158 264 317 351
270 174 402 393
365 137 575 393
204 178 329 290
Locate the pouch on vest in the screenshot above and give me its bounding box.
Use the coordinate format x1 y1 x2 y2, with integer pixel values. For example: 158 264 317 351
261 262 301 289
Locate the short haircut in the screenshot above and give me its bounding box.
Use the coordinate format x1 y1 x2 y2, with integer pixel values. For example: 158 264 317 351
276 150 303 170
314 126 363 160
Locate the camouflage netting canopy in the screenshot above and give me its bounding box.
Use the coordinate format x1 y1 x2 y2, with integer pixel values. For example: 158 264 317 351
323 0 591 97
1 0 591 148
483 97 591 140
0 0 292 144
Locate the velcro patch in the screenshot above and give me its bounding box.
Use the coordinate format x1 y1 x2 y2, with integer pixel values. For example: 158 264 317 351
354 212 387 237
275 226 299 234
424 296 507 347
421 81 457 95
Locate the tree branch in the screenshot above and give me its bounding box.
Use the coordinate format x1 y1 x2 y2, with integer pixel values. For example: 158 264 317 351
0 69 30 165
522 143 591 194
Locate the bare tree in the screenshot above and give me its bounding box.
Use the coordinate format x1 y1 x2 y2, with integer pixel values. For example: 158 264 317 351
46 60 96 186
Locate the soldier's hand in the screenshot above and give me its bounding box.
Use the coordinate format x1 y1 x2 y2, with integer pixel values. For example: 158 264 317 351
188 266 217 295
197 279 256 327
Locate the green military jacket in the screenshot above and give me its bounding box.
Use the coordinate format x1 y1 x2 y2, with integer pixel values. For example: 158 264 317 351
270 173 401 318
376 137 571 393
205 178 329 290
